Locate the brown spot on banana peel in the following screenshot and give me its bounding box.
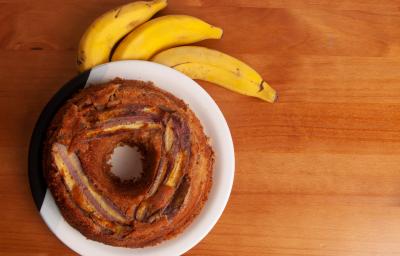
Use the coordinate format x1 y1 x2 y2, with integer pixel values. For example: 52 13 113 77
77 56 83 66
170 62 191 69
258 80 265 92
77 50 86 67
114 8 121 18
235 67 241 77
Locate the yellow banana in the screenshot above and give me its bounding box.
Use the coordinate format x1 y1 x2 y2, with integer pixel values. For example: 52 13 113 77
152 46 277 102
112 15 223 61
77 0 167 72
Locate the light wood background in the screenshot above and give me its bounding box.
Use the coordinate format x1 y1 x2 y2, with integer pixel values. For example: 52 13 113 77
2 0 400 255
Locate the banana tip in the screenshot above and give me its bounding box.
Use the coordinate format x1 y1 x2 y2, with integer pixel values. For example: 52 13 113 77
271 93 278 103
211 26 223 39
218 28 224 37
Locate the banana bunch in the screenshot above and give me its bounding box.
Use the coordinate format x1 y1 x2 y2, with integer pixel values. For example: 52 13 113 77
77 0 277 102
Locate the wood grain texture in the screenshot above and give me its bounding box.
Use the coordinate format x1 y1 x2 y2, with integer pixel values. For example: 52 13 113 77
1 0 400 255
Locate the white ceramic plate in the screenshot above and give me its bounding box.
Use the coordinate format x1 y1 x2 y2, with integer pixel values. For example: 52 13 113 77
28 60 235 256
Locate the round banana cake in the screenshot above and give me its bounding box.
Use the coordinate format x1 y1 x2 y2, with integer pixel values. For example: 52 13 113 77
43 78 214 247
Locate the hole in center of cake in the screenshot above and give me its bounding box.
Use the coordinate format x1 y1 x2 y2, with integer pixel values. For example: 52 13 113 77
108 144 144 181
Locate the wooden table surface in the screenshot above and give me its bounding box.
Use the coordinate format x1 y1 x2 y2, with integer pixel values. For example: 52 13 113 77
2 0 400 255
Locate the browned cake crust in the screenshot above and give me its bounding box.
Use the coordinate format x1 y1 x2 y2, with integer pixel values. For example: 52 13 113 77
43 78 214 247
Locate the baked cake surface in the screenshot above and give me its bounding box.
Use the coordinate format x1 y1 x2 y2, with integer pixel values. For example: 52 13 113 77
43 78 214 247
